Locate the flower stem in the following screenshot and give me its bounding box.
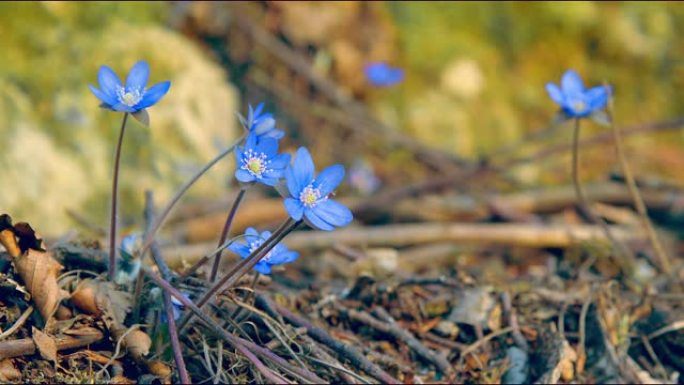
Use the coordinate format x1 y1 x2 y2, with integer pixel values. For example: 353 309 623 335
108 112 130 281
571 118 636 271
178 219 300 332
138 134 246 259
604 88 672 275
209 188 247 282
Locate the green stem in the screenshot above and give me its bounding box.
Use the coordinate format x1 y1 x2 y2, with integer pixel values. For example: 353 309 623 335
210 188 247 282
109 112 130 281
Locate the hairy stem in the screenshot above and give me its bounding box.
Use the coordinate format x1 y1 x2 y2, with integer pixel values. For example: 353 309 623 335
210 188 247 282
139 134 247 258
604 88 672 275
571 118 635 271
108 112 130 281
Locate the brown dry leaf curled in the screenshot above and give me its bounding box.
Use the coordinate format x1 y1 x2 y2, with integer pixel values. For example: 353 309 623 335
14 249 65 321
32 327 58 363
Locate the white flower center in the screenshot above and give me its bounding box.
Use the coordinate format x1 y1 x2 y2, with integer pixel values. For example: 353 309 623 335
117 86 143 107
299 184 325 208
241 149 270 178
249 240 273 263
572 100 586 113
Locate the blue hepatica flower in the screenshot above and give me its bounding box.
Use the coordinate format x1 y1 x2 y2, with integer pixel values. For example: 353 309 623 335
239 103 285 140
228 227 299 275
89 60 171 113
364 62 405 87
284 147 353 231
160 292 191 323
235 132 291 186
545 70 611 118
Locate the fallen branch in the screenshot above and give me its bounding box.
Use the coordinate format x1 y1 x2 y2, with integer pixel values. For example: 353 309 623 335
0 330 104 360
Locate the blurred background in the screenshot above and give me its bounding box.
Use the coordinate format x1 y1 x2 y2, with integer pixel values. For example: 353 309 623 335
1 1 683 235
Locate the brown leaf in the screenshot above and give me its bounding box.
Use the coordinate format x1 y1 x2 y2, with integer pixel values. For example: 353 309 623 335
71 279 131 323
14 249 64 321
147 360 172 378
0 358 21 382
32 327 57 363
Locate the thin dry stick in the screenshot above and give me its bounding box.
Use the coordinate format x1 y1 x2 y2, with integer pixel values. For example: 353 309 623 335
144 191 190 384
108 112 130 280
178 219 299 332
140 267 298 384
0 306 33 341
210 188 247 282
138 133 246 258
576 292 593 375
571 118 636 272
456 326 514 367
256 295 400 384
179 234 248 279
369 306 453 375
604 86 672 275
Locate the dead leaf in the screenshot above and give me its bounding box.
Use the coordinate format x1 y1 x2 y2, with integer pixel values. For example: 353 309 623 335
0 215 20 258
14 249 65 321
0 358 21 382
32 327 57 363
71 279 131 323
147 360 172 378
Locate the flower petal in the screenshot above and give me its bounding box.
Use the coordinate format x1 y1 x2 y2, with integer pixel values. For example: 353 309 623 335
286 167 300 197
314 200 353 228
292 147 315 191
585 85 610 111
545 83 564 105
258 176 280 186
246 227 259 237
137 81 171 109
253 117 276 135
561 70 584 96
89 84 117 107
304 209 335 231
254 262 272 275
98 65 122 99
126 61 150 91
313 164 345 197
270 153 291 170
255 137 278 156
284 198 304 220
228 243 250 257
235 169 255 183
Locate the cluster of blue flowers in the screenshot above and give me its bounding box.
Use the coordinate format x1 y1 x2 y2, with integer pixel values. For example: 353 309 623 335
91 63 353 277
231 102 353 272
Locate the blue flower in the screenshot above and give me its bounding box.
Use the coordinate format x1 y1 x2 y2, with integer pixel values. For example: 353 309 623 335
364 62 405 87
89 60 171 113
545 70 611 118
239 103 285 140
235 132 291 186
160 292 191 323
228 227 299 275
284 147 353 231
